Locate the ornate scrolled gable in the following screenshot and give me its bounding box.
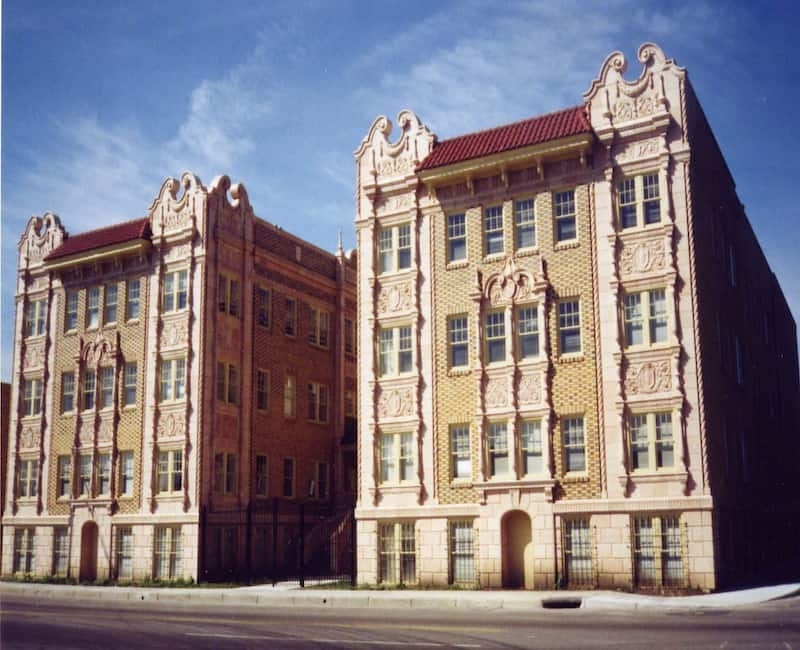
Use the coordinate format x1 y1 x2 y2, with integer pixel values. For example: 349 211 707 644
18 212 66 267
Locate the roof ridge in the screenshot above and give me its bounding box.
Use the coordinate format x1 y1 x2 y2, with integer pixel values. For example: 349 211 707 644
435 105 586 144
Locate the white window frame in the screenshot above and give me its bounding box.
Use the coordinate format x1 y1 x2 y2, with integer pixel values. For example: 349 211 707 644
448 316 469 369
520 419 544 476
79 453 92 496
116 526 133 580
484 311 506 364
53 527 70 576
517 305 540 360
65 290 78 331
629 411 675 472
380 430 415 484
558 300 581 355
487 421 509 477
26 299 47 337
623 289 668 348
61 372 75 414
484 205 504 256
450 424 471 480
104 283 118 324
123 362 137 407
447 213 467 262
379 223 412 274
514 198 536 249
632 515 684 588
379 521 416 585
13 527 35 574
563 416 586 473
126 278 140 321
379 325 413 377
157 448 183 494
82 368 96 411
22 377 43 417
618 173 660 229
160 358 186 402
449 520 475 584
162 269 188 313
97 453 111 495
119 451 134 496
100 365 114 409
86 286 100 328
153 525 182 580
554 189 577 242
284 374 296 417
17 458 39 498
57 455 72 498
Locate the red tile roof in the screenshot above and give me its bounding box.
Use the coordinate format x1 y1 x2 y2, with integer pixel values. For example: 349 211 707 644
417 105 592 171
46 217 151 261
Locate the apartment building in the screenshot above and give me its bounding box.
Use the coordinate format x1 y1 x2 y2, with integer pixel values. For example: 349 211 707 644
354 43 799 591
3 172 357 583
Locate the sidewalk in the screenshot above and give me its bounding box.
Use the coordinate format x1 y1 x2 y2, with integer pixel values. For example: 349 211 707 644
2 580 799 611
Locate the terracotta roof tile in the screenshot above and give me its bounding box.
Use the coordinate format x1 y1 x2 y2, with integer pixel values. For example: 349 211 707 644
46 217 151 261
417 105 592 171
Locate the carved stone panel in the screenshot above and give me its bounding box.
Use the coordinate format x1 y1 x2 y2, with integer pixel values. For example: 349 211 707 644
619 238 666 277
377 386 416 419
377 282 414 314
98 416 114 444
518 373 543 406
160 320 189 349
614 138 659 164
157 411 185 440
20 426 39 450
624 358 672 395
23 342 45 370
485 377 509 409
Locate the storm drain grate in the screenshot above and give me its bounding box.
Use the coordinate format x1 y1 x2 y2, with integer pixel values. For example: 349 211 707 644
541 597 583 609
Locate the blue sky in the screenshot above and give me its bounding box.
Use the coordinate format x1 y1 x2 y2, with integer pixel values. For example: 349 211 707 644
3 0 799 380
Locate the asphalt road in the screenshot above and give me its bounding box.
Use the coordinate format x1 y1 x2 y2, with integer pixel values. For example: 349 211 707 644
2 591 799 649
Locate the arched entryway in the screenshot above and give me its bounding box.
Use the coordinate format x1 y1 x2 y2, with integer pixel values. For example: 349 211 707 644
501 510 533 589
79 521 98 582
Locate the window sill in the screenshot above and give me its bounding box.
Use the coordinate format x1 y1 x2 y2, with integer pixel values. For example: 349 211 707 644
482 252 506 263
446 260 469 270
516 246 540 257
554 240 580 251
447 367 472 377
557 354 584 364
562 473 589 482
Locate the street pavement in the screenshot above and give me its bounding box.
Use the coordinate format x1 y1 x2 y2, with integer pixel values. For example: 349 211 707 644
2 580 798 611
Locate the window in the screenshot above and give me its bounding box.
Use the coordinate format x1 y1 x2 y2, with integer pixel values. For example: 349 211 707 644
26 299 47 337
485 311 506 363
65 291 78 331
53 527 69 576
256 369 269 410
116 526 133 580
216 362 238 405
563 417 586 473
119 451 134 496
160 358 186 402
520 420 543 475
448 316 469 368
380 431 415 484
162 270 188 312
308 306 330 347
17 459 39 498
83 369 96 410
554 189 576 242
157 449 183 494
255 455 269 496
379 522 416 584
57 455 72 498
97 453 111 495
450 425 471 479
13 528 34 574
153 526 182 580
284 374 296 417
23 378 43 417
623 289 667 347
484 205 504 255
104 283 118 324
79 454 92 496
307 382 329 423
517 306 539 359
558 300 581 354
123 363 137 407
126 278 140 320
100 366 114 409
632 515 684 588
313 461 329 500
515 198 536 249
87 286 100 328
618 173 660 229
379 223 412 273
450 521 475 584
563 519 593 586
344 318 355 356
487 421 509 477
447 213 467 262
256 287 271 327
379 325 413 376
218 274 239 317
60 372 75 414
629 412 674 471
214 452 237 495
282 457 295 497
284 298 297 336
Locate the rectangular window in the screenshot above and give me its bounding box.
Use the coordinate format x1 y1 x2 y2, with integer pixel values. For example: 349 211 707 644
116 526 133 580
100 366 114 409
314 461 329 500
563 417 586 473
284 297 297 336
218 275 240 317
162 270 188 312
344 318 355 356
87 286 100 328
214 452 237 495
123 362 137 407
484 205 504 255
256 369 269 410
514 198 536 249
450 521 475 584
119 451 134 496
379 325 413 376
126 278 140 321
26 299 47 337
256 287 271 327
624 289 667 347
485 311 506 363
83 369 96 410
633 515 684 588
13 528 34 574
79 454 92 496
517 306 539 359
448 316 469 368
160 358 186 402
447 213 467 262
308 306 330 347
380 431 415 484
57 455 72 498
255 455 269 496
23 378 43 417
379 522 416 585
282 457 295 497
17 459 39 498
618 173 660 229
307 382 329 423
216 362 239 405
487 421 509 477
564 519 593 586
157 449 183 494
558 300 581 355
284 374 296 417
153 526 182 580
555 189 577 242
97 453 111 495
520 420 543 475
379 223 412 273
65 291 78 331
450 425 471 479
53 527 69 576
629 412 674 471
104 283 118 324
